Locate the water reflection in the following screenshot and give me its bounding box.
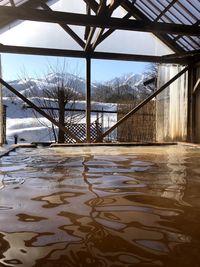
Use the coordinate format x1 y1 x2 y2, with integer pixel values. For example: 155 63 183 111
0 146 200 266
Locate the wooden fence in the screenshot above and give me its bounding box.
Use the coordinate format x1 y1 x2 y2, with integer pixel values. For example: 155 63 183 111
117 101 156 142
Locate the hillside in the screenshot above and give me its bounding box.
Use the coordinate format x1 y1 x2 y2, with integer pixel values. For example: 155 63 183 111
4 97 117 144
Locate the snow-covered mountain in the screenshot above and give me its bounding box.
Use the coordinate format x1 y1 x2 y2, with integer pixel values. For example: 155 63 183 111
3 73 87 97
106 72 155 97
3 71 154 98
108 73 143 87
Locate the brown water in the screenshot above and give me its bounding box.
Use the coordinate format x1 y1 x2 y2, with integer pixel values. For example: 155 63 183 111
0 145 200 267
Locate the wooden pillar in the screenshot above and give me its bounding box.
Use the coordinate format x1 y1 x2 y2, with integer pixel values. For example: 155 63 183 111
86 56 91 143
187 68 195 142
0 56 3 146
189 62 200 143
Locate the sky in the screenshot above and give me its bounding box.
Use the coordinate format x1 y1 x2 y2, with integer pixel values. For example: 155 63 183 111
0 0 172 83
1 53 149 82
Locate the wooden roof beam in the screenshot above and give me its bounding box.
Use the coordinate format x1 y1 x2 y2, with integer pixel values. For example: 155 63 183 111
155 0 178 22
83 0 98 13
0 44 196 64
0 6 199 36
84 4 91 40
92 12 131 50
90 51 198 64
162 49 200 60
108 0 125 14
98 0 107 14
0 0 49 30
84 0 106 52
92 0 126 50
0 44 86 58
9 0 15 7
85 27 96 51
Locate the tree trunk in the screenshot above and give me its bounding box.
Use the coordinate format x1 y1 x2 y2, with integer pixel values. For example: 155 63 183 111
58 90 66 143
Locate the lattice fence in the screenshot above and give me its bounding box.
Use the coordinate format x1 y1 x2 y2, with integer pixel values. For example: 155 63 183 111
64 121 102 143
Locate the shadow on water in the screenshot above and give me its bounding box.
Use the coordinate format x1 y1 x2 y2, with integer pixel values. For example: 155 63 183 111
0 146 200 266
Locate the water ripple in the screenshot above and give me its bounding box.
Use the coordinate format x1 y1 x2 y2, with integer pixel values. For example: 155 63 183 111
0 146 199 266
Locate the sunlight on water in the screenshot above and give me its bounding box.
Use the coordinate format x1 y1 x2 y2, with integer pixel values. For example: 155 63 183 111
0 145 200 266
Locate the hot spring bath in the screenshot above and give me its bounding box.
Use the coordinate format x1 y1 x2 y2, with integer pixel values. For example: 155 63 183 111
0 145 200 267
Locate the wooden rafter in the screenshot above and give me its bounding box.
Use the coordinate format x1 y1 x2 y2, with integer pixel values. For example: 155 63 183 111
0 6 199 36
85 27 96 52
83 0 98 13
91 28 105 50
92 12 131 50
84 4 91 40
85 0 107 52
0 0 49 29
121 0 184 53
97 0 107 14
109 0 124 14
155 0 178 21
133 0 200 52
176 1 199 22
90 51 196 63
144 0 194 34
144 0 199 51
173 20 200 45
9 0 15 6
92 0 126 50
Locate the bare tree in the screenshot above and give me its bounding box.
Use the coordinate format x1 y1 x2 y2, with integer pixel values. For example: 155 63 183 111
143 63 158 91
24 64 84 143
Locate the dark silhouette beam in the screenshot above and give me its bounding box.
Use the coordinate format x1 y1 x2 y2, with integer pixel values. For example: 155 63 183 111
0 6 199 36
0 44 196 64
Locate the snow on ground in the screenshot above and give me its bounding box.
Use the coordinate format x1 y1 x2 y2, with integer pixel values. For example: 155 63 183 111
4 97 117 144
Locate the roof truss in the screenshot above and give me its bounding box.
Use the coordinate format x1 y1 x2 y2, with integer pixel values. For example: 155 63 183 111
0 0 199 59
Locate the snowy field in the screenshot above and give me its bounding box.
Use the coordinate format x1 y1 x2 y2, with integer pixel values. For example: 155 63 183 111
4 97 117 144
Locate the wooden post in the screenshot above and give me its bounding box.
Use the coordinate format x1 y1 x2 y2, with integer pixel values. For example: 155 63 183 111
187 68 195 142
86 56 91 143
0 56 3 146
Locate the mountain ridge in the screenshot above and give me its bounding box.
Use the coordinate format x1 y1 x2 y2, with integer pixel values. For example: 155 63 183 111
3 71 153 99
